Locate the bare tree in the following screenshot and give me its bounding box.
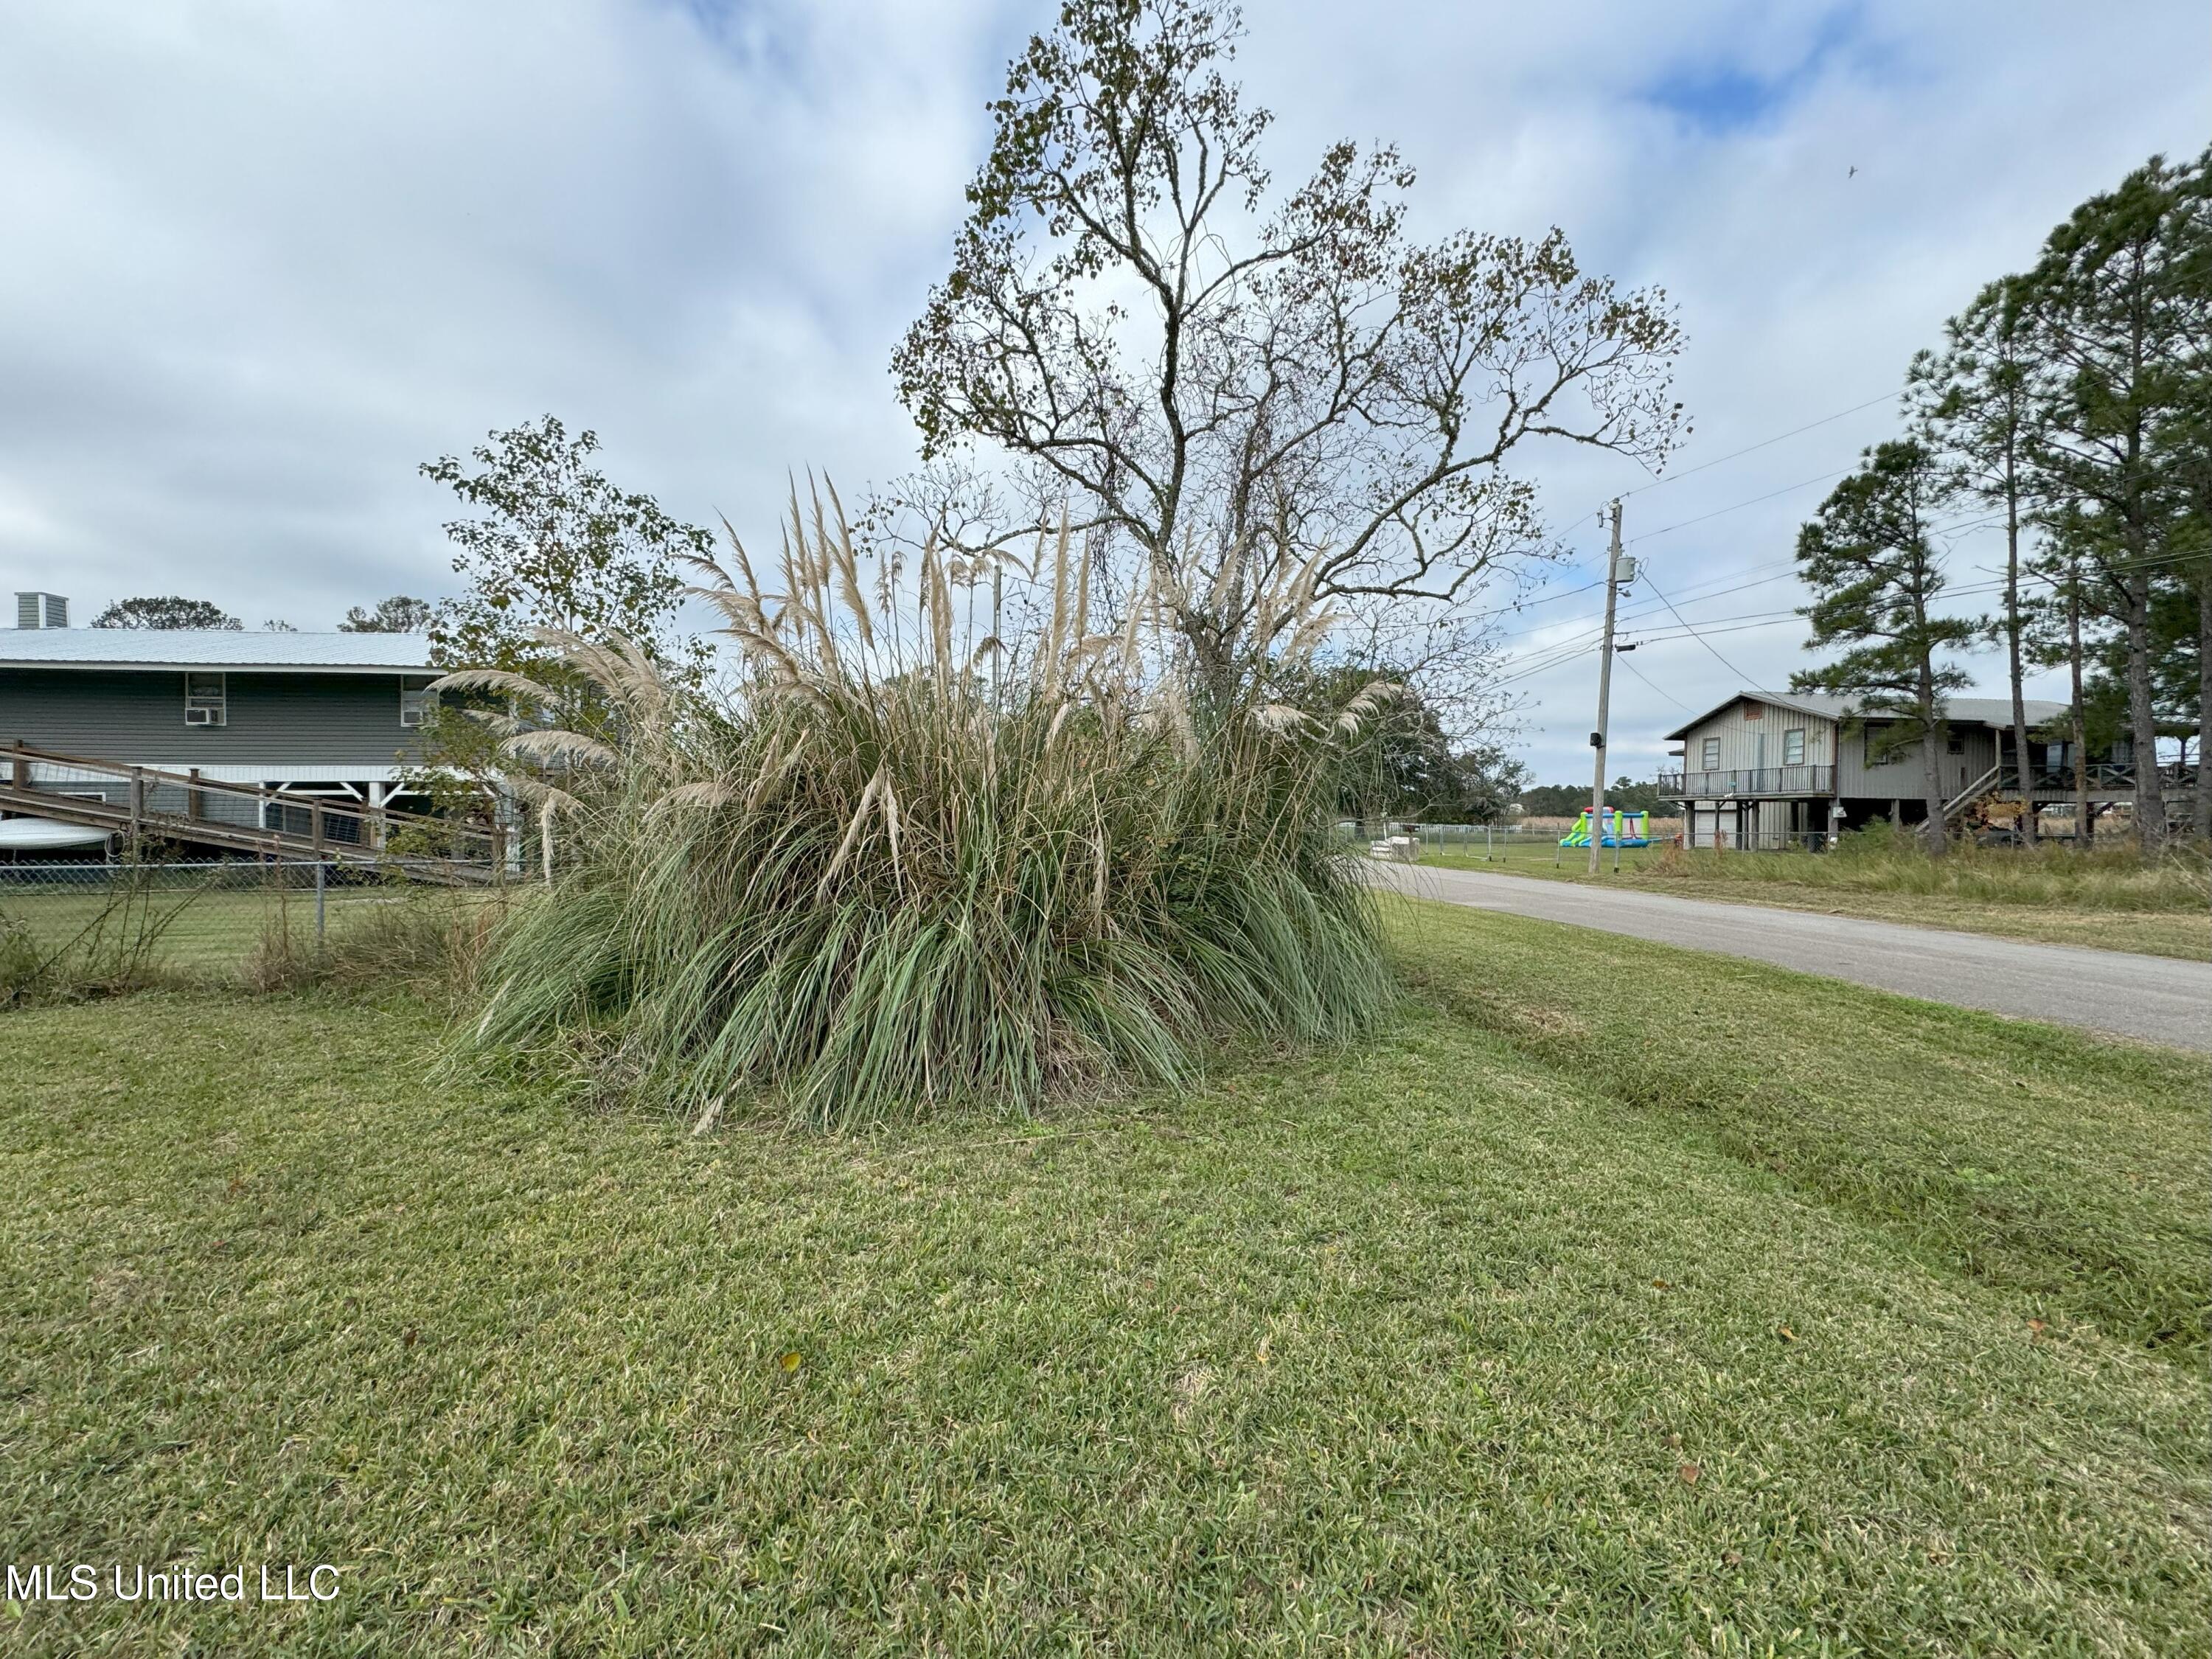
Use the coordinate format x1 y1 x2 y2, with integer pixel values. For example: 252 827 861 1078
891 0 1686 706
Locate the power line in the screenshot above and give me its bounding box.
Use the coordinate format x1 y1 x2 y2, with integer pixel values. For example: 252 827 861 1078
1637 571 1775 692
1625 468 1849 547
1618 391 1899 499
1613 650 1694 712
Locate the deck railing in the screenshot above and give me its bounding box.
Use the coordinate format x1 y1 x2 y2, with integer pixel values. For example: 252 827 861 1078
1 740 507 878
1656 765 1834 800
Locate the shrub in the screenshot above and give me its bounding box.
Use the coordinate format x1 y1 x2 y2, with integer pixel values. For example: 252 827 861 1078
445 501 1394 1127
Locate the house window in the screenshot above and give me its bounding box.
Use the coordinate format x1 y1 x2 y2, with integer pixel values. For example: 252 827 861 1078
1700 737 1722 770
184 672 226 727
1945 727 1965 755
400 684 433 728
1782 728 1806 765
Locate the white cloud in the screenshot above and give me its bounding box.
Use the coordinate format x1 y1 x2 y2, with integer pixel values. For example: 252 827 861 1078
0 0 2199 775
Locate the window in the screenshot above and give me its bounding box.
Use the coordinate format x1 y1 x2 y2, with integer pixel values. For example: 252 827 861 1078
1782 728 1805 765
184 672 226 727
400 683 433 728
1700 737 1722 770
1944 727 1965 755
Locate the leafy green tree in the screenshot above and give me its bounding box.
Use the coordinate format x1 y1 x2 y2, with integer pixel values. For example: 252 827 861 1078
891 0 1686 708
1515 782 1587 818
2021 149 2206 849
1792 440 1980 852
340 595 434 633
422 416 710 678
1910 276 2043 842
1446 744 1533 824
415 417 714 819
91 597 241 630
1605 774 1663 815
1271 661 1523 821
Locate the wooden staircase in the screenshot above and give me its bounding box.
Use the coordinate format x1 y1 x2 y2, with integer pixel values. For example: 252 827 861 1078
1941 762 2005 823
1 743 507 884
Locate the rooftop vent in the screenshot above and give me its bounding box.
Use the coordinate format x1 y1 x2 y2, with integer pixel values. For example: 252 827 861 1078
15 592 67 629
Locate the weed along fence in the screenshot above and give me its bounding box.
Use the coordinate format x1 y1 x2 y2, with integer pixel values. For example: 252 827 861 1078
0 860 508 990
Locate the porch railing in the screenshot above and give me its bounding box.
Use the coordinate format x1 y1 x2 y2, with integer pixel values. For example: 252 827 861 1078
1657 765 1834 800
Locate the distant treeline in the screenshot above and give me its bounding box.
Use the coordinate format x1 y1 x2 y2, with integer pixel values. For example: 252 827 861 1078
1517 779 1665 817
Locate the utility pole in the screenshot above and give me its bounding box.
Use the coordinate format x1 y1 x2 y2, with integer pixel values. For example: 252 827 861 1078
1587 500 1625 875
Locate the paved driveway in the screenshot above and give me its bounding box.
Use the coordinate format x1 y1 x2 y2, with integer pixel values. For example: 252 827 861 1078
1367 861 2212 1054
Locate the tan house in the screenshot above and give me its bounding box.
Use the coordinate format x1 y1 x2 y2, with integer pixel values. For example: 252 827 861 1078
1655 690 2101 848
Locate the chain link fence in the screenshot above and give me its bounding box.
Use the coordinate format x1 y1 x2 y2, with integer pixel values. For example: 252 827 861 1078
1335 818 1697 871
0 860 507 989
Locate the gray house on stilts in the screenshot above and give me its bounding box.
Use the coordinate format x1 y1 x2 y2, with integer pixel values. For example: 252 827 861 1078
1655 689 2180 848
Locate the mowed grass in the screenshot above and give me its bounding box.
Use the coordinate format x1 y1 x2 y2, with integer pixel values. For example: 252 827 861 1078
1416 838 2212 961
1 902 2205 1655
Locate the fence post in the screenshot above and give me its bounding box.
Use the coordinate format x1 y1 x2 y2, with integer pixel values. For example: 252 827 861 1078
128 766 145 849
315 859 327 942
10 738 24 790
187 767 204 822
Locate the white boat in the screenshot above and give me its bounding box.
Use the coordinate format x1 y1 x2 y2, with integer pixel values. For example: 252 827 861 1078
0 816 114 852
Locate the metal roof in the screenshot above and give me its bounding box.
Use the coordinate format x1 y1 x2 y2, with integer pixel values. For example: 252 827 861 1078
1663 689 2071 741
0 628 434 673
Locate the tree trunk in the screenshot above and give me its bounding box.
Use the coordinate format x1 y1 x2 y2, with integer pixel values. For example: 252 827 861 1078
2069 571 2091 848
1919 677 1949 857
2003 495 2036 846
2121 571 2165 852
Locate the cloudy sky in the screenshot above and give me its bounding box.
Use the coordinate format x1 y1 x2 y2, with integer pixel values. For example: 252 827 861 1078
1 0 2202 779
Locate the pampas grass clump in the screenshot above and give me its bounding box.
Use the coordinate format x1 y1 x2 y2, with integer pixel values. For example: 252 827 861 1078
442 496 1394 1128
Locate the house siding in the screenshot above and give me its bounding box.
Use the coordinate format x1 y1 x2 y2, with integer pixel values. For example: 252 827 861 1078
1837 720 1998 800
1682 698 1837 775
1 668 434 770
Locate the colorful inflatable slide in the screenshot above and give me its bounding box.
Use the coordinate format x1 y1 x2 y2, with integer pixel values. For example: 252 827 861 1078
1558 808 1652 849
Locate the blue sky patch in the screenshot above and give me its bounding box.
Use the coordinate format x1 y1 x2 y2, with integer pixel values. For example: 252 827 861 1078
1646 5 1868 135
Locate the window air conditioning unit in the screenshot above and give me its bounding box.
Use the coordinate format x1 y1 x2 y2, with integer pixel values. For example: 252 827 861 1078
184 706 219 726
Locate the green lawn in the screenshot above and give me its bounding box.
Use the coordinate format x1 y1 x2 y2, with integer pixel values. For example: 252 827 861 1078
1414 841 2212 962
1 901 2205 1654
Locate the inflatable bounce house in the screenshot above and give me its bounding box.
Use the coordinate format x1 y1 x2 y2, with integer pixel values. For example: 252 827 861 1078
1559 808 1652 849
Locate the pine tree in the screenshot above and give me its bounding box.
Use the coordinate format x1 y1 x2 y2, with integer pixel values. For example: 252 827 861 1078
2022 150 2206 849
1792 441 1980 852
1910 277 2043 843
